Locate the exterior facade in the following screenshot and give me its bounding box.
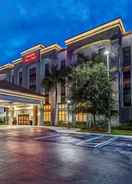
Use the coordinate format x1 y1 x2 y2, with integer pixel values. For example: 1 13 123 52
0 18 132 126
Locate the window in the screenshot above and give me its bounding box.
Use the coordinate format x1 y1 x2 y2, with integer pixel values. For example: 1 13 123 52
123 88 131 107
12 75 14 84
61 80 65 103
18 71 23 86
44 104 51 122
45 63 50 77
123 47 131 66
123 71 131 106
76 112 87 122
58 104 67 122
29 67 36 91
60 60 65 70
98 47 105 56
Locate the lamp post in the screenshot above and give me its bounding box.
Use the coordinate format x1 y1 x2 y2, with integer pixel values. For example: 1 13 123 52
104 50 111 134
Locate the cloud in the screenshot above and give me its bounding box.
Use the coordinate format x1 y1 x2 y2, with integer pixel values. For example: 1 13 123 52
0 0 131 65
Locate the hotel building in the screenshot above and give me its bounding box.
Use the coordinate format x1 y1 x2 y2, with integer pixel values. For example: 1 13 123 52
0 18 132 126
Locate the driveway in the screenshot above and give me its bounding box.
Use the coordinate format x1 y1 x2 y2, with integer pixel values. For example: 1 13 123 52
0 127 132 184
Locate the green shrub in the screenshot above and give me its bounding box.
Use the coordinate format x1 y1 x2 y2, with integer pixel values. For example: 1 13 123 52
44 121 52 126
57 121 68 127
113 122 132 131
0 119 6 125
95 120 108 130
75 121 87 129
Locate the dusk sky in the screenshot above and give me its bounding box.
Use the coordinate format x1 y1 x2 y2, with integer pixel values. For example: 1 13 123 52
0 0 131 65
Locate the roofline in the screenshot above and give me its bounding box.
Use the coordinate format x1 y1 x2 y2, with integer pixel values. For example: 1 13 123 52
40 44 62 55
123 32 132 37
0 63 14 71
0 88 44 100
65 18 126 46
12 58 22 65
0 44 63 70
21 44 46 55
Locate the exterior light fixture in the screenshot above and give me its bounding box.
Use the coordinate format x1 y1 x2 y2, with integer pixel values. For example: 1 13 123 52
104 50 110 56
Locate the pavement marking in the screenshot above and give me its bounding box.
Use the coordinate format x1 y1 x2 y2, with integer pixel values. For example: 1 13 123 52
34 134 60 140
76 135 104 146
95 136 119 148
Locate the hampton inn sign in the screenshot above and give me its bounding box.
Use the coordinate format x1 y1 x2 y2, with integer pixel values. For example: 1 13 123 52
22 50 40 64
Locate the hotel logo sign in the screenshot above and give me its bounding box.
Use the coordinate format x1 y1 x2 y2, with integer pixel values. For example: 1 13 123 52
22 50 40 64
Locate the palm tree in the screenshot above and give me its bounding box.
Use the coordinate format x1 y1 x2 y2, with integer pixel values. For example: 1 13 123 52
42 62 72 126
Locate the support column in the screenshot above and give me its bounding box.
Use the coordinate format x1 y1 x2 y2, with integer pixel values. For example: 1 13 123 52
33 105 38 126
38 102 44 127
8 103 14 126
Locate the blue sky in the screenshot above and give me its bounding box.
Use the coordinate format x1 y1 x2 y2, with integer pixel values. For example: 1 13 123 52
0 0 131 65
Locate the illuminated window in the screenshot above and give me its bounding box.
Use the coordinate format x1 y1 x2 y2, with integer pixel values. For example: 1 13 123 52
58 104 67 122
44 104 51 122
76 112 87 122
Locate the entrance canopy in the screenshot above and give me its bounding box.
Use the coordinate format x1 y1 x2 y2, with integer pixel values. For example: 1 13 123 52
0 80 44 126
0 80 44 105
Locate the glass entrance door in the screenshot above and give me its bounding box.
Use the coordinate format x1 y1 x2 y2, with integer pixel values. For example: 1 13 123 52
18 114 30 125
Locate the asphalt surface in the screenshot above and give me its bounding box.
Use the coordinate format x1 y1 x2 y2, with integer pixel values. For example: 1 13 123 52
0 127 132 184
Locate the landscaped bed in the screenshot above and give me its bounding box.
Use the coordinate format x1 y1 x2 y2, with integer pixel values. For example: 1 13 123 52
112 129 132 136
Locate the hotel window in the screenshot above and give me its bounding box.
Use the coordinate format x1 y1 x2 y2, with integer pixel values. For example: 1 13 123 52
29 67 36 91
18 71 23 86
123 71 131 106
45 63 50 77
58 104 67 122
44 104 51 122
60 60 65 70
123 47 131 67
98 47 105 56
76 112 87 122
12 75 14 84
61 80 66 103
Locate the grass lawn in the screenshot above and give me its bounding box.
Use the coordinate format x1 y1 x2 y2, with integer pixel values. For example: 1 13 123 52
112 129 132 136
79 127 132 136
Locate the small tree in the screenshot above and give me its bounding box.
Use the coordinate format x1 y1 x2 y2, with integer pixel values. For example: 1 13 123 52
70 58 115 132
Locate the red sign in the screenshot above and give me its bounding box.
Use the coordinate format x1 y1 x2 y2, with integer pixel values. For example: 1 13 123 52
22 51 40 64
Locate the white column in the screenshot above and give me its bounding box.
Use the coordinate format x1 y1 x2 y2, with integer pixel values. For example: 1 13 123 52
8 104 14 126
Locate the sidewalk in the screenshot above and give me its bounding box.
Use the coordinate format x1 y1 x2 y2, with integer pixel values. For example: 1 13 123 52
41 126 80 134
41 126 132 139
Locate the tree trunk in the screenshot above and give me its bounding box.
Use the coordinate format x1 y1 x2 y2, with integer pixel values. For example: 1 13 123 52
107 118 111 134
51 85 58 126
86 113 89 128
93 113 96 126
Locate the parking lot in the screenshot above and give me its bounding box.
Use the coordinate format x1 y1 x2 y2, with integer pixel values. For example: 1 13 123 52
35 130 132 153
0 127 132 184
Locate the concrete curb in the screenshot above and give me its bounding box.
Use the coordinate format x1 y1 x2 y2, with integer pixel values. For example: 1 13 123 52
40 126 132 139
0 125 132 140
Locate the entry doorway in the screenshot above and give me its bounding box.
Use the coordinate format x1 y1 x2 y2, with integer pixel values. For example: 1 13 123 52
18 114 30 125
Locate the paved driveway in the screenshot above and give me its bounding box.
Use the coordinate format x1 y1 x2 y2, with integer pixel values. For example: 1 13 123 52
0 127 132 184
